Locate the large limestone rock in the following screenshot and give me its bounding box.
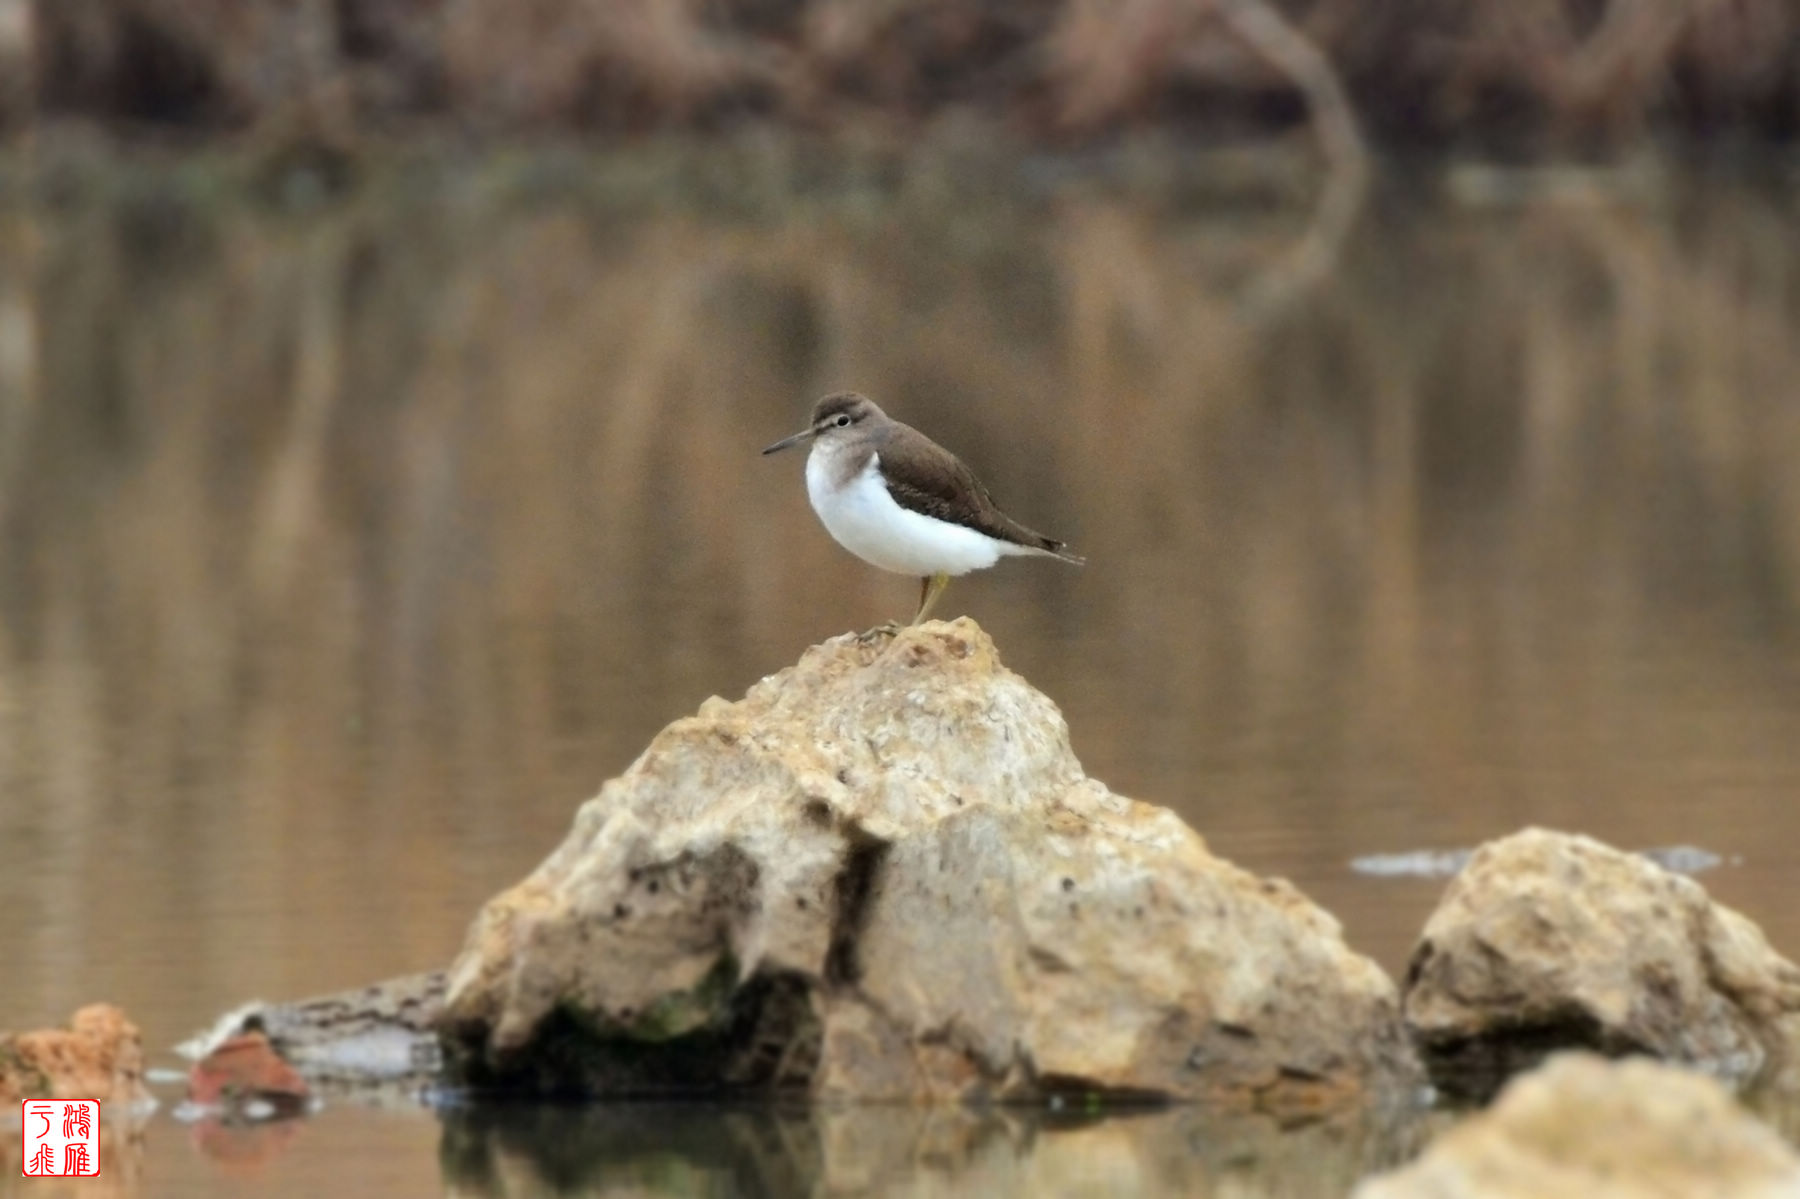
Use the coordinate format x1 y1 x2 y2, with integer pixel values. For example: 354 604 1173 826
1354 1053 1800 1199
1404 828 1800 1096
440 620 1416 1106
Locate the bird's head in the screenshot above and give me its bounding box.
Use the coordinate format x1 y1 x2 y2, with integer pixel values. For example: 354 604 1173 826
762 392 882 455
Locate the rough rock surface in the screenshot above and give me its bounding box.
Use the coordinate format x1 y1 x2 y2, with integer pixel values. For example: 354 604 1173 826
1404 828 1800 1097
441 619 1417 1106
0 1004 151 1106
1354 1052 1800 1199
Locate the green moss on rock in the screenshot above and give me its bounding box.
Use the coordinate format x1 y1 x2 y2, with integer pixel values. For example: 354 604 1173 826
0 1041 50 1099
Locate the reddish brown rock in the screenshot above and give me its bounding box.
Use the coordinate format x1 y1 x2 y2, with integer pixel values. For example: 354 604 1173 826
0 1004 150 1106
187 1031 310 1117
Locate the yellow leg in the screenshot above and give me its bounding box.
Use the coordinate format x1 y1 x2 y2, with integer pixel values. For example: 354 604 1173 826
912 571 950 625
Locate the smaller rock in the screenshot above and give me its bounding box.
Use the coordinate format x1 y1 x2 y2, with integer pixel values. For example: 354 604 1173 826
1402 828 1800 1097
0 1004 151 1106
1353 1053 1800 1199
183 972 445 1090
187 1032 311 1119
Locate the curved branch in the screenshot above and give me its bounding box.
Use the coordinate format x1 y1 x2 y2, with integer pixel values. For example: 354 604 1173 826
1214 0 1369 317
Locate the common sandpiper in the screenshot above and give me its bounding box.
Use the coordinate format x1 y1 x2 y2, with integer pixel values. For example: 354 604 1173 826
762 392 1084 624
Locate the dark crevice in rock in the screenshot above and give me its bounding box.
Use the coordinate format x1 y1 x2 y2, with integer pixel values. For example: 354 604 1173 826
442 966 821 1098
1402 941 1431 991
1417 1008 1650 1104
1033 1072 1173 1107
825 834 890 988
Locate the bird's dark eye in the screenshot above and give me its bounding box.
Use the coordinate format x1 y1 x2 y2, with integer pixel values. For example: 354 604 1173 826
834 414 851 427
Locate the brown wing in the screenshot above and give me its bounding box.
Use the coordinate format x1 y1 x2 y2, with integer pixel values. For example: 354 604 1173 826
877 421 1083 562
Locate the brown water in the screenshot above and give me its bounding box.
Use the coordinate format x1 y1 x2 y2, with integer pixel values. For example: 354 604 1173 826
2 146 1799 1196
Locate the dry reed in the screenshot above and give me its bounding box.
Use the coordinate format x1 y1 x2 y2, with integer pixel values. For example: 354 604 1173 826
24 0 1800 143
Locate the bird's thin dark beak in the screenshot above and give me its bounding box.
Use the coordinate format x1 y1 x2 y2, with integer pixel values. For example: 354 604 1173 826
761 427 816 455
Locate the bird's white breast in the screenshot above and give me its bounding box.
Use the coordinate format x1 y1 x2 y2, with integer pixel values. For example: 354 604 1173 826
805 444 1007 577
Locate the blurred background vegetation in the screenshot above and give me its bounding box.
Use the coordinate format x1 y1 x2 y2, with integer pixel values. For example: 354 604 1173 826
6 0 1797 147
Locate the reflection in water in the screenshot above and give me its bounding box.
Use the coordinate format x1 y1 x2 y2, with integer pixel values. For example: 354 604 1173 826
0 1112 148 1199
1350 844 1730 878
438 1100 1418 1198
3 153 1800 1194
184 1115 307 1179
